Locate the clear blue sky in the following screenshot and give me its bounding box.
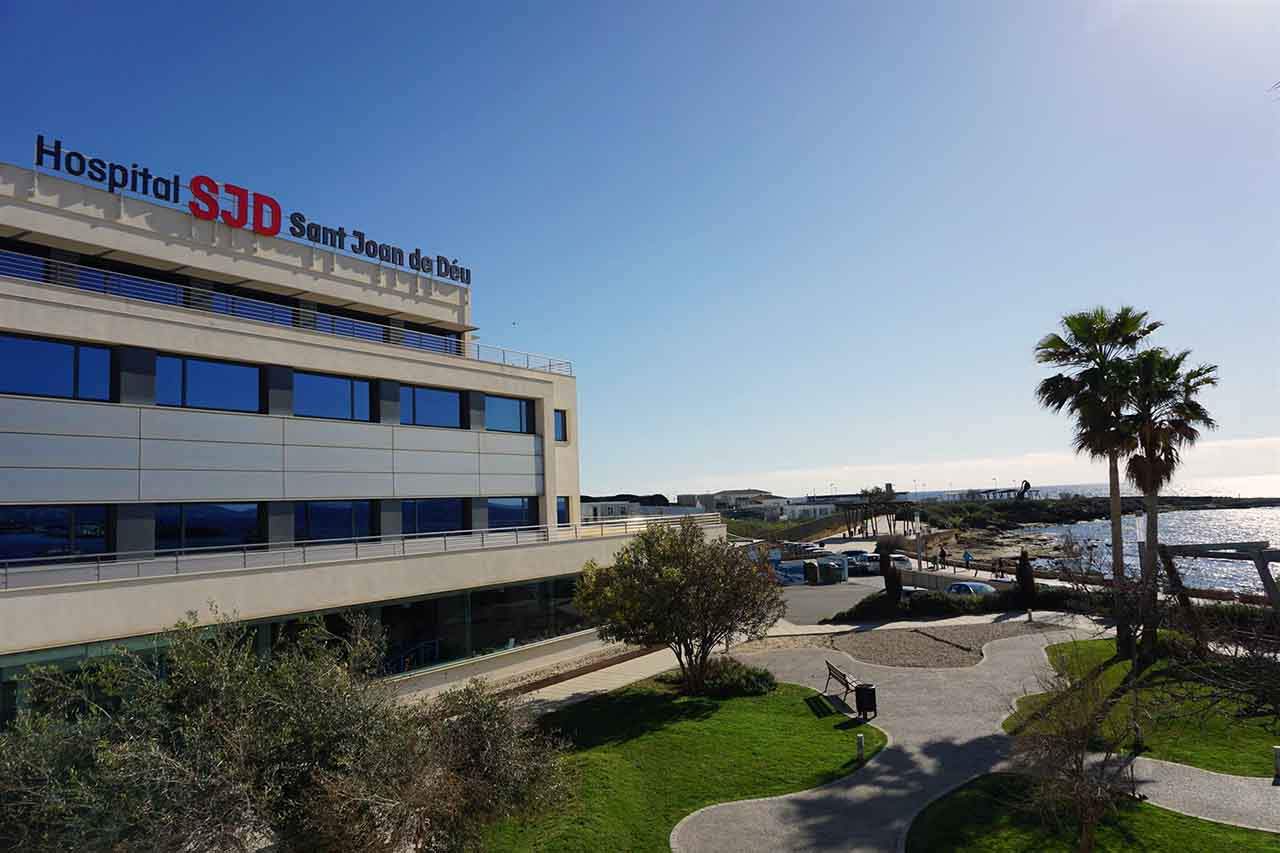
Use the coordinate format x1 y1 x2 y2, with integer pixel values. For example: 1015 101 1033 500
3 2 1277 496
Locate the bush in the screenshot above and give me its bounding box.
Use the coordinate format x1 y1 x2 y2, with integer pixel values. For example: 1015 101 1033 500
702 658 777 698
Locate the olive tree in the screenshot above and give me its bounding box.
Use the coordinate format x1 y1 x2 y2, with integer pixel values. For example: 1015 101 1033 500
574 518 786 693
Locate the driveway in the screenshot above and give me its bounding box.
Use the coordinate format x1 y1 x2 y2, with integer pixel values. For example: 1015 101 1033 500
782 578 883 626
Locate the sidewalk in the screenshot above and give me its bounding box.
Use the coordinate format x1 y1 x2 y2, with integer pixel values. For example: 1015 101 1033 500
521 647 679 715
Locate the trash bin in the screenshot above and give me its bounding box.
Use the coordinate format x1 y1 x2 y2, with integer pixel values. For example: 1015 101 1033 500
803 560 819 585
854 683 877 718
819 561 838 585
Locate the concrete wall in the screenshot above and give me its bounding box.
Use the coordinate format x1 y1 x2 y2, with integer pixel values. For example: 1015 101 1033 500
0 523 728 655
0 395 543 504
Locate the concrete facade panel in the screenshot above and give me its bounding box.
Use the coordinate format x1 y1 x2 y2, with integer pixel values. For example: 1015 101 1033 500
394 473 481 497
284 445 393 473
0 433 139 469
479 474 540 496
478 453 543 476
283 418 394 450
0 396 137 438
140 470 284 502
392 450 479 475
285 472 394 499
141 407 282 444
0 467 140 503
140 439 283 472
393 426 479 454
479 432 539 455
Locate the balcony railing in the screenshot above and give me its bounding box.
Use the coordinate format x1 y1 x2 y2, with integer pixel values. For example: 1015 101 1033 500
0 513 723 592
0 249 573 376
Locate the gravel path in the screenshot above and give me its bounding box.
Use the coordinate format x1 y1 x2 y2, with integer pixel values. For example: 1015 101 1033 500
830 621 1045 668
670 628 1280 853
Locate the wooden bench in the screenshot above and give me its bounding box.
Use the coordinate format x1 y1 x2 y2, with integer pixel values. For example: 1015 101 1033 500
824 659 858 702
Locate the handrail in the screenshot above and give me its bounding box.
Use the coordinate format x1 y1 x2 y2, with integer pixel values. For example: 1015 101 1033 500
0 249 573 376
0 513 723 592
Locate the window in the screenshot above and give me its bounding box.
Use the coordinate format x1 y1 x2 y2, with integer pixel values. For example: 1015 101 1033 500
294 500 374 543
155 503 262 552
402 498 465 535
0 333 110 402
488 497 533 529
293 371 371 421
400 385 463 428
485 395 533 434
556 496 569 525
554 409 568 442
155 355 260 413
0 504 108 560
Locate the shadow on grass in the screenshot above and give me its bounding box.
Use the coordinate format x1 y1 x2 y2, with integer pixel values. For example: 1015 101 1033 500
541 685 719 749
1005 652 1121 736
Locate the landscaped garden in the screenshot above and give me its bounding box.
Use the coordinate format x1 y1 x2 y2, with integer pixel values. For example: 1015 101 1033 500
905 773 1280 852
483 676 886 852
1004 637 1280 777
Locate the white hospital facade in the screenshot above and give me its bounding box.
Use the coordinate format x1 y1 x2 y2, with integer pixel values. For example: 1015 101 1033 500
0 142 721 718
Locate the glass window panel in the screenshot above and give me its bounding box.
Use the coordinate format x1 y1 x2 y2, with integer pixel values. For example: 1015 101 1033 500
294 504 307 542
470 581 553 654
413 387 462 428
402 501 418 536
556 497 569 525
0 250 48 282
415 498 464 534
184 358 259 412
0 334 74 398
182 503 260 550
156 355 182 406
156 504 182 551
353 500 372 539
554 410 568 442
76 345 111 401
353 380 370 421
488 497 531 529
73 506 108 555
400 385 413 425
293 371 352 419
552 577 585 635
0 506 71 560
485 395 531 433
303 501 354 541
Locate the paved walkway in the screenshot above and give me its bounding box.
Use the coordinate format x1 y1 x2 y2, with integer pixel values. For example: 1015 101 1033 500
670 628 1280 852
520 647 679 715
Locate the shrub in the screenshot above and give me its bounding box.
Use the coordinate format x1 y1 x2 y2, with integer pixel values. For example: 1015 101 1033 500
701 658 776 698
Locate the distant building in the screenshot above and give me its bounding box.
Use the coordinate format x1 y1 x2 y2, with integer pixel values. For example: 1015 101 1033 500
676 489 777 513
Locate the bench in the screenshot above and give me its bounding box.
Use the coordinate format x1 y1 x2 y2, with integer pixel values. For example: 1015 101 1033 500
823 659 858 701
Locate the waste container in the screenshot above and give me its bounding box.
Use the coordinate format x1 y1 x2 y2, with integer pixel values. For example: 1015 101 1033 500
819 561 838 585
854 682 877 718
803 560 819 585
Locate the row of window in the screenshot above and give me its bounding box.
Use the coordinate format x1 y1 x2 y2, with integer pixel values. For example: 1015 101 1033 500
0 332 568 437
0 243 463 356
0 498 560 560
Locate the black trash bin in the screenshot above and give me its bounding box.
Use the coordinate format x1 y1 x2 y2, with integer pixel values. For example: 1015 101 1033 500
854 683 877 718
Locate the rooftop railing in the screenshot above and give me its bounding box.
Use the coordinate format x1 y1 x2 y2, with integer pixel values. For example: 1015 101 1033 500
0 513 723 592
0 249 573 376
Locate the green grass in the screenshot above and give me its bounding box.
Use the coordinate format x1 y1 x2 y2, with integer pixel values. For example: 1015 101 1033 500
1004 638 1280 777
906 773 1280 852
483 678 886 852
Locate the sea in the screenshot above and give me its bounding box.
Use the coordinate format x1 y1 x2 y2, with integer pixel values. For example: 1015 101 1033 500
920 476 1280 595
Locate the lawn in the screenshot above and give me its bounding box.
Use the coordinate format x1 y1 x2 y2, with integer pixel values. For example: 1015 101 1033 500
906 773 1280 852
1004 638 1279 777
482 678 886 852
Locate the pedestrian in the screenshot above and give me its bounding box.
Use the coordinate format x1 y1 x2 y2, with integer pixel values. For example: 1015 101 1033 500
939 545 949 572
963 550 973 573
994 557 1004 579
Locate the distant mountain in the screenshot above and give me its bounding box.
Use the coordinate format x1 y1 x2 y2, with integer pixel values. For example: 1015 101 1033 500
581 493 671 507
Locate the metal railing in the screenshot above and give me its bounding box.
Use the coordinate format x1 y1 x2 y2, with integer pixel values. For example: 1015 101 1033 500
0 513 723 592
0 249 573 376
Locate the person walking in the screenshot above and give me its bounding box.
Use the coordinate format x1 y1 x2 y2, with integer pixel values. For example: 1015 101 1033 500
963 550 973 574
994 557 1004 579
939 545 949 572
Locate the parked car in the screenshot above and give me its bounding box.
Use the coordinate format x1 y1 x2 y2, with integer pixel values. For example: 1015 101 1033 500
900 585 927 599
890 555 913 570
945 582 997 596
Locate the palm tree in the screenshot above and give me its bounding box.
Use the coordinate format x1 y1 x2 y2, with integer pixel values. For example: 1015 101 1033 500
1036 307 1162 659
1123 348 1218 672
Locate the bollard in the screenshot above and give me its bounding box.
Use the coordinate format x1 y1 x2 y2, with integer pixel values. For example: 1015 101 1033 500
857 733 865 762
1026 608 1033 623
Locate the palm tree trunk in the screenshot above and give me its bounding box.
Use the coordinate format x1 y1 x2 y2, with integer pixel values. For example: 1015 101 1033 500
1108 452 1134 660
1137 491 1160 672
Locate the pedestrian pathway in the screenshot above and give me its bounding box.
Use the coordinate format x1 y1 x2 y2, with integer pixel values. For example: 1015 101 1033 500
670 628 1280 852
768 609 1111 637
520 646 679 715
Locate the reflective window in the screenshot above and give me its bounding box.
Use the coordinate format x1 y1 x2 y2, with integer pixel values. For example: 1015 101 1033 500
155 355 260 413
485 395 532 433
399 385 463 428
402 498 465 535
155 503 261 552
0 333 110 402
554 409 568 442
556 496 569 525
293 371 371 421
488 497 533 529
294 500 374 542
0 505 108 560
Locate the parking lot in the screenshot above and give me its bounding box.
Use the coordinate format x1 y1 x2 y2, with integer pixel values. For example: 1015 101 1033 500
780 576 883 625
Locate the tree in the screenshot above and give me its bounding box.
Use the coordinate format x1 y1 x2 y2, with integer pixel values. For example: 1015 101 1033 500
574 518 786 694
1011 649 1140 853
1122 347 1218 672
1036 306 1162 658
0 613 563 853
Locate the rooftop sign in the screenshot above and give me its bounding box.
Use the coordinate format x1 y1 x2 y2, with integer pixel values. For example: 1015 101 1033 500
32 134 471 285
